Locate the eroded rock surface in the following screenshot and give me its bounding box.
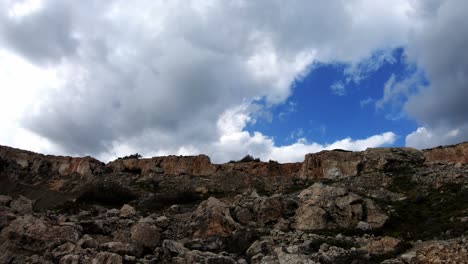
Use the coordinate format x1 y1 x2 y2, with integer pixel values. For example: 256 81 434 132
0 142 466 263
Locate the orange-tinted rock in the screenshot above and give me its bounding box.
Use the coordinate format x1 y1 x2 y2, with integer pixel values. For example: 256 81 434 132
191 197 238 238
300 147 425 179
423 142 468 164
107 155 217 176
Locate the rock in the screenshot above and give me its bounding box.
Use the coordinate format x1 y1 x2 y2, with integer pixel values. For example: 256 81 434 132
365 236 401 255
294 183 387 230
130 218 161 248
107 208 120 217
274 247 318 264
246 239 273 260
423 142 468 164
191 197 238 238
155 216 170 228
0 215 81 254
59 254 80 264
10 195 33 214
364 199 388 228
119 204 136 218
300 147 425 179
162 239 190 257
356 221 372 231
100 242 141 256
80 220 107 234
234 207 252 225
93 252 123 264
52 242 76 260
0 195 12 207
255 195 283 225
205 255 236 264
77 234 98 249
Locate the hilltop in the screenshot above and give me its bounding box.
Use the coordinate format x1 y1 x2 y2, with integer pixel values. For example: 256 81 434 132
0 142 467 263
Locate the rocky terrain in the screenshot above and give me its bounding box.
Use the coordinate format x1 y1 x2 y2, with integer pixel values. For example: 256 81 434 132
0 142 467 263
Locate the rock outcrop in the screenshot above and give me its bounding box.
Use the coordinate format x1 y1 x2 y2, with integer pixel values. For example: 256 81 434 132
423 141 468 164
300 147 425 180
294 183 387 230
0 142 466 263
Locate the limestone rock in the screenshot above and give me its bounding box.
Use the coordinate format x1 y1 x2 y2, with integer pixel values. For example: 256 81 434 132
423 142 468 164
294 183 387 230
0 195 12 207
191 197 238 238
130 218 161 248
119 204 136 218
93 252 123 264
365 236 401 255
10 195 33 214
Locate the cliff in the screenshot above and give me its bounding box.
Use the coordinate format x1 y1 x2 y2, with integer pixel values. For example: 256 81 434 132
0 142 467 263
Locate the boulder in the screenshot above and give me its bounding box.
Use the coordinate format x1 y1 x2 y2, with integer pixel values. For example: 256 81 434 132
0 215 81 254
300 147 425 179
130 217 161 248
119 204 136 218
255 195 283 225
191 197 238 238
0 195 12 207
294 183 387 230
364 236 401 255
10 195 33 214
93 252 123 264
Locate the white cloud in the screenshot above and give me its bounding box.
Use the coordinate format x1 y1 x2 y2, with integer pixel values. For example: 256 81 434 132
1 0 457 162
330 81 346 96
406 126 468 149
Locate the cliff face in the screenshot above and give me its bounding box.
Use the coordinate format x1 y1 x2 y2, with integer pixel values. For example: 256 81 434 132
0 143 466 201
423 142 468 164
0 142 467 263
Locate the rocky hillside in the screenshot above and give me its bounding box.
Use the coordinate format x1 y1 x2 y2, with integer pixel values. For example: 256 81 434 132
0 142 467 263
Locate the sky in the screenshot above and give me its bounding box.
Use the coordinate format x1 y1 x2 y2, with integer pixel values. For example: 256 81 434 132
0 0 467 163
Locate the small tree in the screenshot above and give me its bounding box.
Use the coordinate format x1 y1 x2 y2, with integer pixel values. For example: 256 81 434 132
118 153 142 160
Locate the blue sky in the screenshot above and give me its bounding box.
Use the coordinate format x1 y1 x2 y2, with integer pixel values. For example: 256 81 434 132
247 48 422 148
0 1 467 163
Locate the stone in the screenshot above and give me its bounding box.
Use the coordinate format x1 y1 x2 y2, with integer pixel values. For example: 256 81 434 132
155 216 170 228
0 215 81 254
294 183 387 230
59 254 80 264
356 221 372 231
191 197 238 238
119 204 136 218
235 207 252 225
131 218 161 248
255 196 283 225
10 195 33 214
100 242 141 256
52 242 76 260
77 234 98 249
93 252 123 264
365 237 401 255
0 195 12 207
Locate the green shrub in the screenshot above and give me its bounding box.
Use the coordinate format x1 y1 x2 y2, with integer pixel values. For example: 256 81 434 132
228 154 261 163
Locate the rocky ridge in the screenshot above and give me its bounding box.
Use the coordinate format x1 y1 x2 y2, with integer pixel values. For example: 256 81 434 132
0 142 467 263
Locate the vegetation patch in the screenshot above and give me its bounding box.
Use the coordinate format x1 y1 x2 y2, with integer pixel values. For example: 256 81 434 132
77 181 139 206
137 189 202 212
382 183 468 241
228 154 261 163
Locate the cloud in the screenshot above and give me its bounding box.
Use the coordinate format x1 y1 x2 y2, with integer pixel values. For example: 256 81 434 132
330 81 346 96
0 0 417 162
403 0 468 148
406 126 468 149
